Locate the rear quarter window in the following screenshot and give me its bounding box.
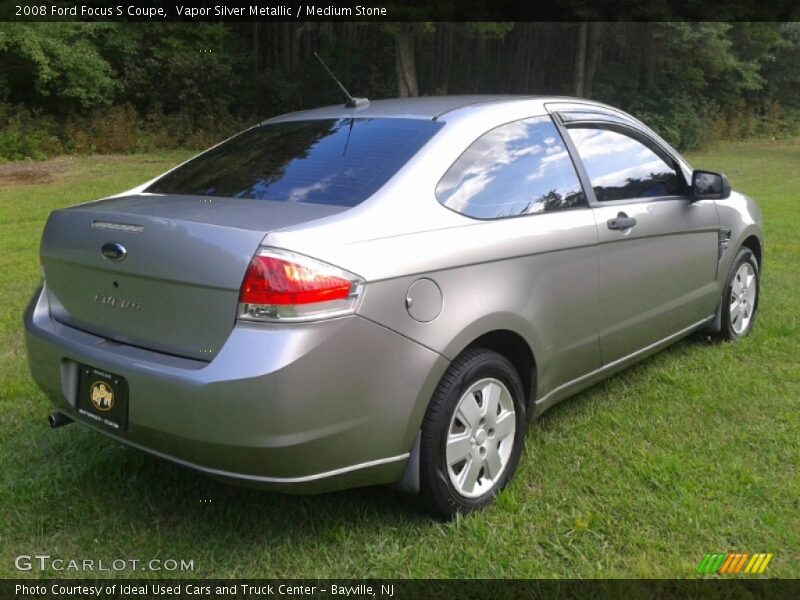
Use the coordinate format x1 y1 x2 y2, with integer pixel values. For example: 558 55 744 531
436 116 587 219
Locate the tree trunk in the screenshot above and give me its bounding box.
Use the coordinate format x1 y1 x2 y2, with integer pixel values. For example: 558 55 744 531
644 24 657 92
474 35 484 93
525 24 533 92
585 23 603 98
441 23 452 94
303 23 313 61
282 23 291 71
270 23 279 69
573 22 588 97
637 24 657 93
252 23 260 76
291 24 302 69
394 26 418 97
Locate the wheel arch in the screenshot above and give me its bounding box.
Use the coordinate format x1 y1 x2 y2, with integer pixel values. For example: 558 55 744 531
440 313 542 413
461 330 537 417
741 234 762 268
707 234 763 336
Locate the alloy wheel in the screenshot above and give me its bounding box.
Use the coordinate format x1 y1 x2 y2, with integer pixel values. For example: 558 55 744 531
730 262 757 335
445 378 517 498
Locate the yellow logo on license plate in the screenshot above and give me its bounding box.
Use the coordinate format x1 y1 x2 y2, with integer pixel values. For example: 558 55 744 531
90 381 114 411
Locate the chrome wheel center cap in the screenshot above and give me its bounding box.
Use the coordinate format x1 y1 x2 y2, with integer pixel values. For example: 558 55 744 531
475 429 488 445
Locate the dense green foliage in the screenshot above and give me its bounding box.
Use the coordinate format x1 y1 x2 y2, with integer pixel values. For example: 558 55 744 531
1 141 798 577
1 22 799 159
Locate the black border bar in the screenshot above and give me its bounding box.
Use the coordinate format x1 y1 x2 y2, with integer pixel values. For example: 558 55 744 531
4 579 800 600
2 0 799 22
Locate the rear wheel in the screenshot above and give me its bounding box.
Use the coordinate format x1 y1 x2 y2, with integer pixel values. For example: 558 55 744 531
418 348 526 520
716 247 760 341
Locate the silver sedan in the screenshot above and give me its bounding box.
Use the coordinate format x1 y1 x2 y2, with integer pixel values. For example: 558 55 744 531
24 96 763 518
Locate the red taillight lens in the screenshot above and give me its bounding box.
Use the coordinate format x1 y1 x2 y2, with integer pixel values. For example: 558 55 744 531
238 248 363 322
240 255 352 305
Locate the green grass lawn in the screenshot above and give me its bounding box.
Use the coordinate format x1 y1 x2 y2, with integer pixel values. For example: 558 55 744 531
0 142 798 579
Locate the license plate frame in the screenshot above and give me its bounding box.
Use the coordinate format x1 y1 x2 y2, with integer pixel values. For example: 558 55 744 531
76 364 129 431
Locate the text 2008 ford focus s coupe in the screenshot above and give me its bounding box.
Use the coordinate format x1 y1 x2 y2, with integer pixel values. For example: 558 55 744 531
25 96 762 518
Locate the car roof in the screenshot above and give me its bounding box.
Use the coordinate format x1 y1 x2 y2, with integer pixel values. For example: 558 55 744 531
263 95 616 124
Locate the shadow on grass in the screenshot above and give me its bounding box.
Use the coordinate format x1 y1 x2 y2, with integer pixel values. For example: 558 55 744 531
9 410 429 556
8 332 719 555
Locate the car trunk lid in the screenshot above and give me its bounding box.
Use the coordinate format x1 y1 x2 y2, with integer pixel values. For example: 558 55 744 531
40 194 346 360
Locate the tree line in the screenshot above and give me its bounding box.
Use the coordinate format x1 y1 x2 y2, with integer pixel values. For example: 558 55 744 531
1 22 798 159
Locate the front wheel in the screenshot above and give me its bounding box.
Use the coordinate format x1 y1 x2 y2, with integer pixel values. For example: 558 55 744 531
418 348 527 520
716 247 760 341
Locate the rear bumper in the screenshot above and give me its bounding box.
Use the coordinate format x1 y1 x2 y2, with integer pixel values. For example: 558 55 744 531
24 285 448 493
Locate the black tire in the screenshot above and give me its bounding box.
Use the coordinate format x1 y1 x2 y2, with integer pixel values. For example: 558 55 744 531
418 347 527 520
715 247 760 341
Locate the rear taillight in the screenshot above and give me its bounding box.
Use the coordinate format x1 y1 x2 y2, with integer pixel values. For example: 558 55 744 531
238 247 364 322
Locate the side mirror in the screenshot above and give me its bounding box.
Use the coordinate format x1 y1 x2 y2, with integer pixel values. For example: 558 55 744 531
691 170 731 201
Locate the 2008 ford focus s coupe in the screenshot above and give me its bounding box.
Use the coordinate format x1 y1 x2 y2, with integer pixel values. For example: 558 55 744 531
25 96 762 518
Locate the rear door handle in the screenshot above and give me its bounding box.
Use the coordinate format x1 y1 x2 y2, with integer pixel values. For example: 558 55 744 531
607 213 637 230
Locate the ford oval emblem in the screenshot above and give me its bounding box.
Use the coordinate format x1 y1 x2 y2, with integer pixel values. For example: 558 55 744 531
101 242 127 262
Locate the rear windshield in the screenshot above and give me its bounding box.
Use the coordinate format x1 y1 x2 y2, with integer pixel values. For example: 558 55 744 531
146 118 443 207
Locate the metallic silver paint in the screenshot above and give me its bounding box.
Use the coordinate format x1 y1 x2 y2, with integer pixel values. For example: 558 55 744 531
405 278 443 323
591 199 720 362
25 285 448 491
24 96 763 493
40 195 346 360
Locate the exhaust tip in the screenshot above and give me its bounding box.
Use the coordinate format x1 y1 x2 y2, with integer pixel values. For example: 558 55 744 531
48 411 73 428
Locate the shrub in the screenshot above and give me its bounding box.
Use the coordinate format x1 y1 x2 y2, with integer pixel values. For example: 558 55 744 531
140 106 251 152
633 95 717 151
0 104 63 161
64 105 139 154
0 103 255 161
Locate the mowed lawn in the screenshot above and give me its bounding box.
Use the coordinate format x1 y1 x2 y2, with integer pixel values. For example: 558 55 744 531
0 141 798 579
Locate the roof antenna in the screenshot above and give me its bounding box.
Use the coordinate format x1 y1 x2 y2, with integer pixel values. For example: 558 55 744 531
314 52 370 110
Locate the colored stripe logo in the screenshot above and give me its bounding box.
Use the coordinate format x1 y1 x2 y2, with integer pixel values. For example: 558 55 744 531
697 553 773 574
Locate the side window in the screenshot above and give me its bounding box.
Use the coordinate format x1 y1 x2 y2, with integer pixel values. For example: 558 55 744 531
568 127 685 202
436 116 587 219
